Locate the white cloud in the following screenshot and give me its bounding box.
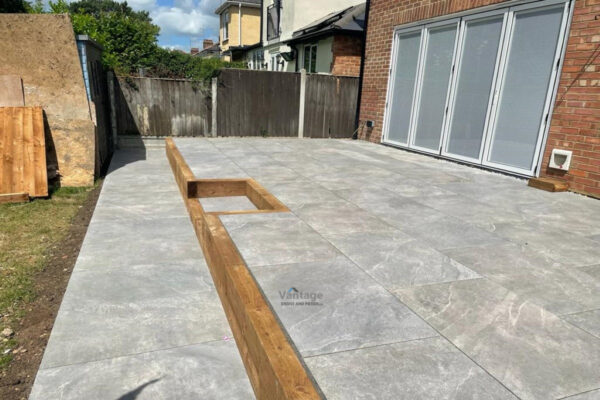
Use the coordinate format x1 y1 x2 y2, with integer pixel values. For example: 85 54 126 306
126 0 157 11
151 5 217 36
44 0 221 49
160 43 186 51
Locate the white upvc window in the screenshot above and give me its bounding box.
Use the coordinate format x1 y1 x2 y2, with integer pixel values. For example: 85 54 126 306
222 10 230 41
303 44 317 73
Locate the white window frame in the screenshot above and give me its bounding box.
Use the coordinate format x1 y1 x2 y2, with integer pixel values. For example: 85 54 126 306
439 9 509 165
481 0 571 176
302 44 318 73
222 11 230 41
407 18 461 155
381 0 573 177
381 26 423 148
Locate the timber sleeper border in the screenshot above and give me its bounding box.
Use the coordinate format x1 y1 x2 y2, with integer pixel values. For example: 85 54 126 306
165 138 322 400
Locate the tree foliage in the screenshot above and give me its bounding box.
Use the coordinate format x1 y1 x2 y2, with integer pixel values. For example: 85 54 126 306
24 0 244 82
0 0 29 12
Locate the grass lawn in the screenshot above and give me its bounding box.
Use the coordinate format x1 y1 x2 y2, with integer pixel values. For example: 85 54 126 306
0 186 95 368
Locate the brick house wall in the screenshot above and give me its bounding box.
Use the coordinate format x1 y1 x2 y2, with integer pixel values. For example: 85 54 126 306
358 0 600 197
331 35 363 77
540 0 600 197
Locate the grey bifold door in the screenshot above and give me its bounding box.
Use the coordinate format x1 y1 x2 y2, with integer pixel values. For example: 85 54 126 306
386 31 422 145
383 0 570 176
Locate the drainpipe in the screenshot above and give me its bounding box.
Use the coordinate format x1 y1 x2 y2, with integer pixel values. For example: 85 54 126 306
259 0 263 46
354 0 371 139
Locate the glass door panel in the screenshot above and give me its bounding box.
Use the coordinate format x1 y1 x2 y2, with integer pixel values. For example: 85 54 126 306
445 15 504 160
386 30 422 145
486 5 565 171
412 24 458 152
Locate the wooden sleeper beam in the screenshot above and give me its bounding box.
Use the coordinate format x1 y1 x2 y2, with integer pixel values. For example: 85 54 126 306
165 138 320 400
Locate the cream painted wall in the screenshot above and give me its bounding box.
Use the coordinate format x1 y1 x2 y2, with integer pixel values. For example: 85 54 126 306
219 4 261 53
257 0 362 72
297 37 334 74
262 0 363 44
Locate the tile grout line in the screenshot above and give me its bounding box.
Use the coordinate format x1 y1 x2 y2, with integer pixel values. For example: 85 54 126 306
302 334 441 359
39 338 230 372
213 138 523 398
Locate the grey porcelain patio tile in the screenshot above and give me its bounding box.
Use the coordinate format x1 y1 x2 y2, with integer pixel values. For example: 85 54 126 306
220 213 339 267
562 310 600 339
89 201 189 222
31 341 254 400
563 389 600 399
262 180 341 208
199 196 257 212
516 200 600 237
241 165 302 180
293 200 394 235
381 176 456 198
413 193 526 230
305 337 517 400
40 262 230 368
96 187 182 207
358 195 447 230
442 242 563 276
588 234 600 243
104 171 177 186
492 222 600 267
83 215 194 244
325 231 480 290
489 266 600 315
75 232 203 271
399 168 467 185
580 265 600 280
395 278 600 400
191 163 248 179
401 216 506 251
252 256 437 356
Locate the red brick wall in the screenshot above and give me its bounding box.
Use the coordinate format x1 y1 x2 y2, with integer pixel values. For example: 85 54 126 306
358 0 600 197
331 35 363 77
540 0 600 197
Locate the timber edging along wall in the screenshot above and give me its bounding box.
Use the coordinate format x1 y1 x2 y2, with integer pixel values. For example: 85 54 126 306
165 138 322 400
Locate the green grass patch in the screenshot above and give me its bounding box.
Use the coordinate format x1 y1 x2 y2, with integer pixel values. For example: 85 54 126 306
0 185 94 367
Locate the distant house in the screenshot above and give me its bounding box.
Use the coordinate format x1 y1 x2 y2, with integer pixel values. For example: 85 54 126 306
287 3 365 76
215 0 261 61
194 39 221 59
245 0 364 73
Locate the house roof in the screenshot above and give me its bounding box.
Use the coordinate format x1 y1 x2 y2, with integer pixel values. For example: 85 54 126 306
195 43 221 57
215 0 260 15
289 3 366 43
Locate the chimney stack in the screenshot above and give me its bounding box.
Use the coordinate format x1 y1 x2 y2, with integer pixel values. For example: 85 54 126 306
203 39 214 49
190 47 200 55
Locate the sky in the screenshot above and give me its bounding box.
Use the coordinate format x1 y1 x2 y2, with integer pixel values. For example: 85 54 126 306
129 0 221 51
48 0 222 51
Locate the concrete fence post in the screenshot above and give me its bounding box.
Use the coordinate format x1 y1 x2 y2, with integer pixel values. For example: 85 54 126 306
107 71 118 150
211 77 218 138
298 69 306 138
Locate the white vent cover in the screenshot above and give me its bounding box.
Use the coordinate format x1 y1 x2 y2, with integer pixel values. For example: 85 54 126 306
549 149 573 171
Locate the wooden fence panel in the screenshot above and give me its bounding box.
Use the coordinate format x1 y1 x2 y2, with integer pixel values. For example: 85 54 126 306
112 71 359 139
217 69 301 137
114 77 211 137
304 74 359 138
0 106 47 197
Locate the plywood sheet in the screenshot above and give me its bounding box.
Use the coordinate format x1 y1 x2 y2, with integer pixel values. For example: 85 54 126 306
0 75 24 107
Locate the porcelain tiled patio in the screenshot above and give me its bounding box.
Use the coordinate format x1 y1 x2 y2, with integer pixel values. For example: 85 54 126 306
32 138 600 399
